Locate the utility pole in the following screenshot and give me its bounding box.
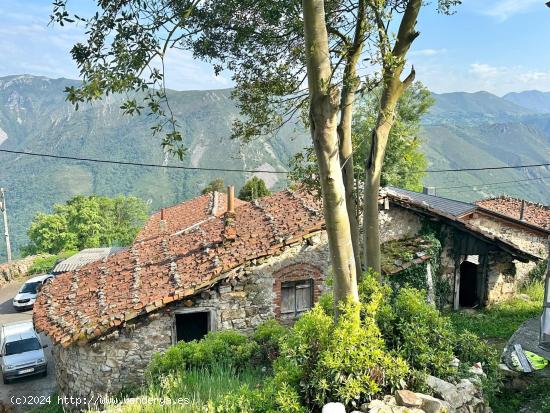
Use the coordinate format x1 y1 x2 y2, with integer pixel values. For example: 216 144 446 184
0 188 12 262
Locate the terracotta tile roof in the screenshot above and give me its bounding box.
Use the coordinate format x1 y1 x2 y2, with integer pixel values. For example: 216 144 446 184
475 196 550 231
136 191 247 241
33 189 323 347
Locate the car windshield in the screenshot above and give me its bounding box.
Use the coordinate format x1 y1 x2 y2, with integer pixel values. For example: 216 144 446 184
19 281 41 294
4 338 41 355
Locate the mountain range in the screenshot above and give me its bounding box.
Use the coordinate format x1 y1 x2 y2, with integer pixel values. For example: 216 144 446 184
0 74 549 259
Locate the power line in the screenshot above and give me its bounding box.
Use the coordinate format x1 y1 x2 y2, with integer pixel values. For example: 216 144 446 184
0 149 289 175
435 175 550 191
424 162 550 173
0 148 548 175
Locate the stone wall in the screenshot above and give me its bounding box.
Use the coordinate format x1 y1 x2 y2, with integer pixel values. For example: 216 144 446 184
0 255 40 288
379 212 524 308
465 213 548 284
486 251 518 304
379 206 423 243
53 233 330 408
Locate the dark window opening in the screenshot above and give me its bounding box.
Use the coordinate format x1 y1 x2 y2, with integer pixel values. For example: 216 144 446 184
281 279 313 316
175 311 210 343
459 261 479 308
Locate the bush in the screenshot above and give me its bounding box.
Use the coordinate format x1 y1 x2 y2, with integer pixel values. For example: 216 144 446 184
361 275 500 396
251 319 287 368
273 300 408 411
383 287 456 379
147 331 257 379
27 251 77 275
527 259 547 283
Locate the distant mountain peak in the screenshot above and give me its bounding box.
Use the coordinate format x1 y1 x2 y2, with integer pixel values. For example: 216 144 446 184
503 90 550 114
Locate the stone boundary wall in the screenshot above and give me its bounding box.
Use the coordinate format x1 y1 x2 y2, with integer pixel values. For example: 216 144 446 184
0 255 39 288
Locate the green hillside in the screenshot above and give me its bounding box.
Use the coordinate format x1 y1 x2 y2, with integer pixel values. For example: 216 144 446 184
0 75 307 260
0 75 549 261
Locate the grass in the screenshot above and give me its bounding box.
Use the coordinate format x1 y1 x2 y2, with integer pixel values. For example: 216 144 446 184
448 281 544 341
449 281 549 413
491 378 550 413
106 363 264 413
27 364 264 413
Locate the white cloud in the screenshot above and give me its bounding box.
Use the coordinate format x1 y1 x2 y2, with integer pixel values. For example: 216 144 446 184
469 63 500 78
417 61 550 95
470 0 541 21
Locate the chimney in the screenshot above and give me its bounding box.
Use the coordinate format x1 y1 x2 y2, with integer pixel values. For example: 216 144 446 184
159 208 166 232
223 186 237 242
423 186 436 196
520 200 526 221
227 185 235 214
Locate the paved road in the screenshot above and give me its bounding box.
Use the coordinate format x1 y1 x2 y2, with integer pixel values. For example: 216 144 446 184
0 280 56 411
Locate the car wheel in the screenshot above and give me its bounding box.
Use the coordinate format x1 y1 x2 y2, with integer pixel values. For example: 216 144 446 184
3 375 9 384
41 370 47 377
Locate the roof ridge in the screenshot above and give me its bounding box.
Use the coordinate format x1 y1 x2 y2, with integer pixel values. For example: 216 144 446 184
386 186 475 207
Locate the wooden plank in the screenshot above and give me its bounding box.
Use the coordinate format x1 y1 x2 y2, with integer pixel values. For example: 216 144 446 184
514 344 533 373
453 256 461 310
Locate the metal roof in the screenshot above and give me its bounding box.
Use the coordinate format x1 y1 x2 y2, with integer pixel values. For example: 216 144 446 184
52 247 126 274
383 186 540 263
385 186 477 217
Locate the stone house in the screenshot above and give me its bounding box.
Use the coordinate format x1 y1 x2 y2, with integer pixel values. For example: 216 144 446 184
33 186 542 403
34 188 331 402
380 187 542 309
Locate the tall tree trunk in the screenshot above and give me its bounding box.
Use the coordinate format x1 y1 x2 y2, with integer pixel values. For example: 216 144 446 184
337 0 366 276
303 0 359 309
363 0 421 275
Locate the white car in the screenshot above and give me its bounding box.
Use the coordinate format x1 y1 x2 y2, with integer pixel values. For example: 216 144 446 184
12 274 53 312
0 321 47 383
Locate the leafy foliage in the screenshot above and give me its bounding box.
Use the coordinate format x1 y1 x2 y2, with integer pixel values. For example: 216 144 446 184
527 259 548 283
289 82 434 193
27 251 77 275
24 195 148 255
147 331 257 380
202 178 226 195
251 319 287 368
358 273 500 397
238 177 272 201
272 300 408 411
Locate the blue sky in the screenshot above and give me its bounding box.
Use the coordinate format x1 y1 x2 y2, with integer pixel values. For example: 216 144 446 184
0 0 549 95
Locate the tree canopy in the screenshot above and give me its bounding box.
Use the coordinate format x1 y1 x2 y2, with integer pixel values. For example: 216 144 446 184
25 195 148 255
238 177 272 201
289 82 434 193
201 178 226 195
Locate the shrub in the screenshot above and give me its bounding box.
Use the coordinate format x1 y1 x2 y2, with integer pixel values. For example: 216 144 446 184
453 331 501 400
526 259 547 283
147 331 257 379
27 251 77 275
251 319 287 368
360 275 500 396
273 300 408 411
383 287 456 379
